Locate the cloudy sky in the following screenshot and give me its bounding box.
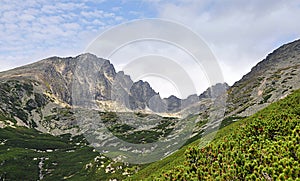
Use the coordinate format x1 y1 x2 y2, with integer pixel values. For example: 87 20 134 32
1 0 300 98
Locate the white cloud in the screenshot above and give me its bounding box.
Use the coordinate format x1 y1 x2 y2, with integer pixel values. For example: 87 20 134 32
103 12 115 18
19 14 35 21
0 0 128 72
55 2 87 10
148 0 300 85
114 16 123 21
1 0 299 97
41 5 58 14
63 23 81 30
112 6 121 12
81 10 105 19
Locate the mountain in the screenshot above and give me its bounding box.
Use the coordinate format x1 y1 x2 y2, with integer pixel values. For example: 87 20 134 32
0 38 299 180
129 39 300 180
134 85 300 180
226 39 300 117
1 39 300 136
0 52 228 134
0 53 154 109
0 53 228 180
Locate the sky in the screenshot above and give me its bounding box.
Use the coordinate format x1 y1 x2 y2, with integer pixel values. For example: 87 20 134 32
1 0 300 98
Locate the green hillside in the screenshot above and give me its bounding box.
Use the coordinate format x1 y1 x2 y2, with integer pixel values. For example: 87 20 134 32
0 127 96 180
1 89 299 180
131 89 300 180
0 126 139 180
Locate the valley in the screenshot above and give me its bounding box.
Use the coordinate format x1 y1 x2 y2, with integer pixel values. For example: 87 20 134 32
0 39 299 180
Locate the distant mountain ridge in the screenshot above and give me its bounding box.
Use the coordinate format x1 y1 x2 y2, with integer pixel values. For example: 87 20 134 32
0 38 299 136
0 52 228 135
0 38 300 180
0 53 227 113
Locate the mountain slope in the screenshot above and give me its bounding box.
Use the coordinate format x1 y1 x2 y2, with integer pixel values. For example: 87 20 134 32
0 125 144 180
0 52 228 136
0 53 154 108
0 38 299 180
128 38 300 180
132 88 300 180
226 39 300 117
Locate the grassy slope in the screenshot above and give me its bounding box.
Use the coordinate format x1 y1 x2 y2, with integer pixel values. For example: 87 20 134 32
130 89 300 180
129 115 245 180
0 89 299 180
129 124 243 180
0 127 100 180
0 121 143 181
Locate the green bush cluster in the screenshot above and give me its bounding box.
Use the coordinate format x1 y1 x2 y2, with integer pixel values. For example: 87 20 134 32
155 89 300 180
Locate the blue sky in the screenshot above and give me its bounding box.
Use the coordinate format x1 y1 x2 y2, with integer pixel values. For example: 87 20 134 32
1 0 300 97
0 0 156 69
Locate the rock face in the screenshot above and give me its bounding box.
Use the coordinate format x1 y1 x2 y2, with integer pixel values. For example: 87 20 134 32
0 53 206 134
0 53 225 114
129 80 158 109
0 54 157 111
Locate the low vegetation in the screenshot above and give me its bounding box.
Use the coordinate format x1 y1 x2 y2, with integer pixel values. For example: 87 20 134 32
0 126 139 180
0 82 299 180
142 89 300 180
